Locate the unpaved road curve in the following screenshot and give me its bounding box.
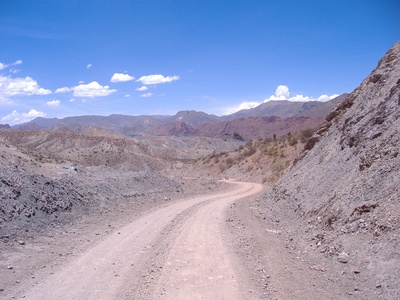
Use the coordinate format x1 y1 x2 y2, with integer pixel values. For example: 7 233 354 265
22 180 263 300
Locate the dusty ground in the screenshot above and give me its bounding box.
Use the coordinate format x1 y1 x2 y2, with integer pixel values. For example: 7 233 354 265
1 180 261 299
1 179 355 300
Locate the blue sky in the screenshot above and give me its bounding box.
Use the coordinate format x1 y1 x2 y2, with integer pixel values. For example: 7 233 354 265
0 0 399 125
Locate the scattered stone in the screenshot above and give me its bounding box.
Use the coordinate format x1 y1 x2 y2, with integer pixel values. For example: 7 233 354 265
353 269 360 274
18 240 25 245
337 252 349 263
7 266 13 270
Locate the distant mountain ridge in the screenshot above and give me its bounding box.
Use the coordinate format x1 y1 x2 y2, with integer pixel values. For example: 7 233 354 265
8 94 347 140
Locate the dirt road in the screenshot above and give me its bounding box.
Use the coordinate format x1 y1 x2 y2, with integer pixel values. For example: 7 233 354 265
21 180 263 299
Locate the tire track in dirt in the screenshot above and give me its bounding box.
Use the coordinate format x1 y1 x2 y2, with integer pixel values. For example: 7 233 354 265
150 181 264 299
21 180 263 300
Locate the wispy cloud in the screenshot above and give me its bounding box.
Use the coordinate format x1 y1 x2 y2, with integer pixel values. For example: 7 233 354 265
1 109 46 125
137 74 179 85
87 64 92 69
0 60 23 71
55 81 117 98
140 92 153 98
224 101 260 115
111 73 135 82
55 87 70 93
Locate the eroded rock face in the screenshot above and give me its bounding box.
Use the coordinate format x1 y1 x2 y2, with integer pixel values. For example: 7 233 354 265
263 41 400 298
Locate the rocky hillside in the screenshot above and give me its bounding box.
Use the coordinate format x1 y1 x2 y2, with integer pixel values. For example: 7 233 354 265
0 129 243 171
195 115 322 141
0 129 237 239
0 133 184 237
261 41 400 298
173 128 314 183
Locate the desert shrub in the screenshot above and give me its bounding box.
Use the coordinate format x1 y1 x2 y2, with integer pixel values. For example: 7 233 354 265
289 137 298 146
238 145 256 160
265 147 278 157
304 136 320 151
300 128 315 142
271 162 284 173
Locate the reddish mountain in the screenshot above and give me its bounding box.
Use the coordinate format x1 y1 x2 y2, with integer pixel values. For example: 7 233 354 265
147 121 196 136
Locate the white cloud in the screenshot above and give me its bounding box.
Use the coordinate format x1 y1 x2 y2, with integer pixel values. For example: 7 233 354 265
137 74 179 85
140 92 153 98
111 73 135 83
55 81 117 98
55 87 71 93
289 95 311 102
276 85 290 99
0 76 52 96
124 94 130 98
266 85 290 101
87 64 92 69
317 94 340 102
224 101 261 115
0 75 52 104
72 82 116 97
136 86 148 91
264 85 338 103
47 100 60 107
1 109 46 126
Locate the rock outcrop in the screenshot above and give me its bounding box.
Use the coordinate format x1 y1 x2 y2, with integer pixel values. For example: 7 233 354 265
263 41 400 298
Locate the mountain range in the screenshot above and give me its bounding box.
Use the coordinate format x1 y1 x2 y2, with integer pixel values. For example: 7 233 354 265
9 93 348 141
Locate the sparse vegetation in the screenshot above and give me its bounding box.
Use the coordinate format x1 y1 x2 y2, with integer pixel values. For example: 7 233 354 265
192 128 317 183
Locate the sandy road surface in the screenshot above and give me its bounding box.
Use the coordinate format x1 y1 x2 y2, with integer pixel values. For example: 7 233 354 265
21 180 263 300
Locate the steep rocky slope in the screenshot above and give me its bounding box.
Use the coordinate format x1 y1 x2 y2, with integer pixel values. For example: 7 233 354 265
261 41 400 298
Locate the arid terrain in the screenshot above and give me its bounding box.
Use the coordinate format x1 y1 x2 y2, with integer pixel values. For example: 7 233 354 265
1 41 399 299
